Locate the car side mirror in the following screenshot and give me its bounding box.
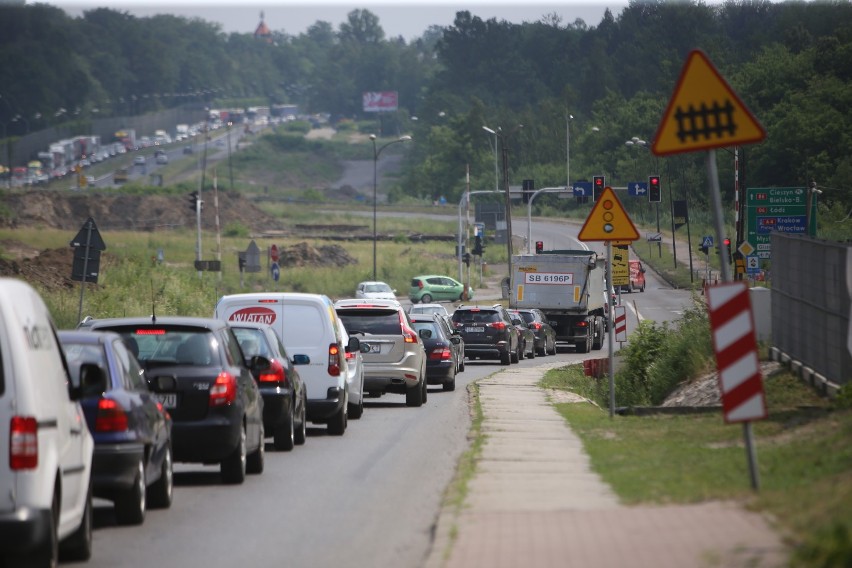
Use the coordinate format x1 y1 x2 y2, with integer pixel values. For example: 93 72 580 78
450 336 461 345
249 355 271 379
346 337 361 353
78 362 107 398
292 354 310 365
148 374 178 392
419 329 432 339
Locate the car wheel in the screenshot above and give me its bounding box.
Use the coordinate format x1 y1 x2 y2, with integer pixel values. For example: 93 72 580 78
549 338 558 355
20 488 59 567
147 445 173 509
327 405 347 435
221 424 247 484
528 342 536 358
59 482 92 562
420 293 432 304
247 423 265 474
628 283 634 293
592 318 604 351
499 349 511 365
115 459 146 525
641 283 645 292
422 375 428 403
274 406 295 451
537 341 546 357
458 357 465 372
443 369 456 391
510 343 520 363
295 394 307 445
406 380 424 407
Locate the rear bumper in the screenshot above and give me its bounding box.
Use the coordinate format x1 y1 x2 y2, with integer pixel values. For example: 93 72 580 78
260 387 292 431
171 407 243 463
425 361 454 383
0 507 52 555
306 387 345 422
92 442 145 498
362 356 422 394
463 342 509 360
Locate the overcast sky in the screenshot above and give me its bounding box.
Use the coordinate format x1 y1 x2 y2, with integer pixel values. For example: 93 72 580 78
43 1 627 41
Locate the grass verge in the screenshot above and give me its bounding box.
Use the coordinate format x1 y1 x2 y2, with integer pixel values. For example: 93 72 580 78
541 363 852 566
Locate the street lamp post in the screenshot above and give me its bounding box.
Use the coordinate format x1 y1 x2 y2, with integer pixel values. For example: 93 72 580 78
370 134 412 281
566 113 573 189
482 126 499 191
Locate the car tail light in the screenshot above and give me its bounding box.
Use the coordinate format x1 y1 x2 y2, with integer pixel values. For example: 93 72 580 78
9 416 38 470
345 350 356 362
488 321 506 331
259 359 288 385
328 344 341 376
95 399 129 432
532 322 542 330
416 280 424 289
430 347 452 361
209 372 238 407
576 320 589 328
399 312 417 343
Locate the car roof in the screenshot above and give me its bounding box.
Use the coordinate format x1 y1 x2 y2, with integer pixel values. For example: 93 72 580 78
408 313 439 322
334 298 401 308
411 274 452 279
58 329 119 345
86 316 228 331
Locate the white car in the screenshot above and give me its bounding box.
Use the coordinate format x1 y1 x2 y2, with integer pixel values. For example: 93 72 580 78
409 303 450 318
0 279 95 565
355 281 397 301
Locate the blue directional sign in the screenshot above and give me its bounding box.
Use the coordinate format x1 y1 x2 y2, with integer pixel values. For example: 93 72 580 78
627 182 648 197
702 235 714 248
271 262 280 282
572 181 592 196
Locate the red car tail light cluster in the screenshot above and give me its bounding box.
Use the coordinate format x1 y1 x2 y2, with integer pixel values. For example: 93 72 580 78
209 372 238 407
9 416 38 470
95 399 129 432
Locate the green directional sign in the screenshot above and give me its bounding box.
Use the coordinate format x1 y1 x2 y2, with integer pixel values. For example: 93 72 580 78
745 187 817 260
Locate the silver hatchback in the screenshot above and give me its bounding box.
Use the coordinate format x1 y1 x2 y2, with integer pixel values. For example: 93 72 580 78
334 299 428 407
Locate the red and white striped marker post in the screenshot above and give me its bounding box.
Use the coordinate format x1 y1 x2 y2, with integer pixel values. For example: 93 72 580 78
613 306 627 343
706 282 766 489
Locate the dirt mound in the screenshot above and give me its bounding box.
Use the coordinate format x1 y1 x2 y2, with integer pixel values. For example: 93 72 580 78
1 190 284 233
279 242 357 268
0 246 79 291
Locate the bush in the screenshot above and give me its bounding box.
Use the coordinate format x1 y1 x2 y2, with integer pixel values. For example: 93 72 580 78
223 222 249 237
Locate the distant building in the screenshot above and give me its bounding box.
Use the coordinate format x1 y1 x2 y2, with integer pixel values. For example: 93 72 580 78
254 11 272 44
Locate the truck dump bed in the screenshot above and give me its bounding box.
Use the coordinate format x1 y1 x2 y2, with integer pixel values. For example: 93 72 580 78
510 251 606 313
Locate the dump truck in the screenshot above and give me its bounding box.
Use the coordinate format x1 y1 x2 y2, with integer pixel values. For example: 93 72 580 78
509 250 608 353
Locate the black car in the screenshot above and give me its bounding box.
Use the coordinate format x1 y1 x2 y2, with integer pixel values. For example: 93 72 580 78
409 313 462 391
508 310 536 360
451 305 519 365
228 322 309 451
85 317 266 485
513 308 557 356
59 330 173 525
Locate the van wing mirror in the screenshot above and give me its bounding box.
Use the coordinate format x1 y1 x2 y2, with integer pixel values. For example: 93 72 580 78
292 354 310 365
346 337 361 353
78 363 108 398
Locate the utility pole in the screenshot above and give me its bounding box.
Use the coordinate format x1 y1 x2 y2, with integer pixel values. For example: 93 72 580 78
501 140 513 279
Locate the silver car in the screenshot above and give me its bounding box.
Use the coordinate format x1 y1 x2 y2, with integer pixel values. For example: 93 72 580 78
334 299 427 408
336 317 367 419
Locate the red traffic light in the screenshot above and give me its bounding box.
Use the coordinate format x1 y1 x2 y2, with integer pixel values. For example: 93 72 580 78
723 238 731 246
650 177 659 185
535 241 544 254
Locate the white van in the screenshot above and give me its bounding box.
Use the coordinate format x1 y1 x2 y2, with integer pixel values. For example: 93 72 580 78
0 279 95 565
214 293 359 436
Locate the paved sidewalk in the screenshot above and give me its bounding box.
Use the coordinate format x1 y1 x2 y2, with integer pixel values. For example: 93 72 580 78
425 365 789 568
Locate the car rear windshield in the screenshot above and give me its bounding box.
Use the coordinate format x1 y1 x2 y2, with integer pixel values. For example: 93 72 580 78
337 309 401 335
411 321 440 339
517 311 536 324
96 326 217 367
231 327 272 359
452 310 500 324
410 278 422 287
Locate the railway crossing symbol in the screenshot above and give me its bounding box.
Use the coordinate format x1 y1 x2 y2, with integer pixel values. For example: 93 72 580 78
652 50 766 156
706 283 767 423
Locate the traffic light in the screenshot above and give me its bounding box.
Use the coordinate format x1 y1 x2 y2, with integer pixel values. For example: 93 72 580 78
535 241 544 254
463 252 471 267
593 176 605 201
188 191 198 212
648 175 661 203
473 234 484 256
723 238 732 263
522 179 534 204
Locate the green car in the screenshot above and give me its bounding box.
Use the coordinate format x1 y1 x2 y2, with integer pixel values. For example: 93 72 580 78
409 275 474 304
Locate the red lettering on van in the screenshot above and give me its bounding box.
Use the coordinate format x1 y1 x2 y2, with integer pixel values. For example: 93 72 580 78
228 307 276 325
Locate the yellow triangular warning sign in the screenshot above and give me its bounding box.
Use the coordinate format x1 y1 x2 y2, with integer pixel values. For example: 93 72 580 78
577 187 640 242
652 50 765 156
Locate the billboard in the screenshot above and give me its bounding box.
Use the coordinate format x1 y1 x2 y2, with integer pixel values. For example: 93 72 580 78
363 91 398 112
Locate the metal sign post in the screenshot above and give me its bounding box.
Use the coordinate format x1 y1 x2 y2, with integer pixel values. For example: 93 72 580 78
607 240 616 419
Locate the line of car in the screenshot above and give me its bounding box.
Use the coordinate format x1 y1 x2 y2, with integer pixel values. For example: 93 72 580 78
1 274 555 566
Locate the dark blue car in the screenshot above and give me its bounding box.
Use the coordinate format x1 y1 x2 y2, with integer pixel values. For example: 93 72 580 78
409 313 462 392
59 330 173 526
